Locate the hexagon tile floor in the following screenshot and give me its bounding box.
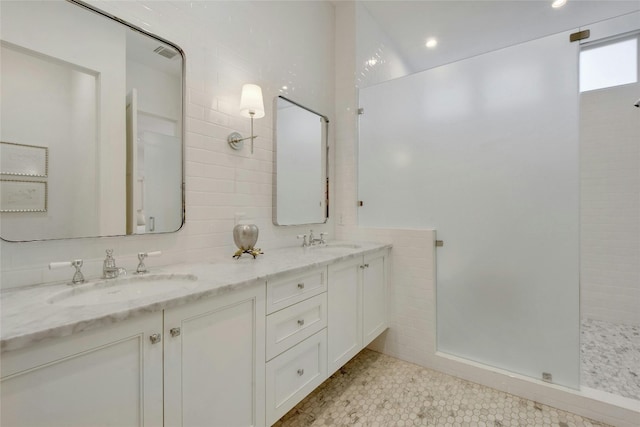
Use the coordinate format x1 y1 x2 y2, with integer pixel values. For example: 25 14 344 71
274 349 610 427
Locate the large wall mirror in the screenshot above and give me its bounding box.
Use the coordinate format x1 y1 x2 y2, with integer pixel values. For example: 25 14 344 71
273 96 328 226
0 0 184 242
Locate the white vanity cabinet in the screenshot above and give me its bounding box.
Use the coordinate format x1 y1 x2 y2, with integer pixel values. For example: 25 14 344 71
0 312 164 427
264 268 328 426
0 243 391 427
1 283 266 427
328 249 388 376
164 283 266 427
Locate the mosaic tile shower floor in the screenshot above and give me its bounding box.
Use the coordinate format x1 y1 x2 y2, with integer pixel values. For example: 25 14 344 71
275 349 609 427
581 318 640 400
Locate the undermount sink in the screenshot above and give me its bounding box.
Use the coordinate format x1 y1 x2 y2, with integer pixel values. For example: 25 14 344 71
48 274 199 307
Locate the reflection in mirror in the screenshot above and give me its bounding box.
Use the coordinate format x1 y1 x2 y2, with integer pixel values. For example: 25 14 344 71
273 96 328 226
0 0 184 241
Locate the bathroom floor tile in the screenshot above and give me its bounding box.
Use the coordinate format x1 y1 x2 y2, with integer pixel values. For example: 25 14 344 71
274 349 610 427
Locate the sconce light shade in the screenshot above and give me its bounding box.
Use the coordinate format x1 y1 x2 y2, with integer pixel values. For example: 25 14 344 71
228 83 265 154
239 84 265 118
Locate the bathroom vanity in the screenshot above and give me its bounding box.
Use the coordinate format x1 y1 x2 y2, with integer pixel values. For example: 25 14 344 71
0 243 390 427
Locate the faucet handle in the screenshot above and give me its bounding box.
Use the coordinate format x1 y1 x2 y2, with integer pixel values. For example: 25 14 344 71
296 234 309 247
136 251 162 274
49 259 85 285
320 232 328 243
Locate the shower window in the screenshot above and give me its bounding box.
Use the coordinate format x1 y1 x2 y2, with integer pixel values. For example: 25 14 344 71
579 35 638 92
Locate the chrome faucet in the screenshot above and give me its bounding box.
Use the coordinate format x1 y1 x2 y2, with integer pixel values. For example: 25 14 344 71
297 231 328 248
308 230 328 246
103 249 126 279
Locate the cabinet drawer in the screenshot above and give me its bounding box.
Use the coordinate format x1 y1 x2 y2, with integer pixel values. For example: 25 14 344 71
265 329 327 426
266 268 326 314
266 293 327 361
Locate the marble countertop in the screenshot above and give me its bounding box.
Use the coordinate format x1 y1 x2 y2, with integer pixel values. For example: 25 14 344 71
1 241 391 353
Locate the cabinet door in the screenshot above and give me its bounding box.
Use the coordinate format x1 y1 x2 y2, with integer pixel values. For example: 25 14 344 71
164 283 266 427
265 329 327 426
327 257 362 376
363 250 388 347
1 312 163 427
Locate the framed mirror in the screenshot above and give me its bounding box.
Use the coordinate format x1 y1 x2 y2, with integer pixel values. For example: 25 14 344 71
0 0 184 242
273 96 329 226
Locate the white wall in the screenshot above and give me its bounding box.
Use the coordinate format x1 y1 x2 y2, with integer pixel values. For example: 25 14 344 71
0 0 127 239
580 81 640 326
0 0 335 289
355 3 412 88
1 47 99 240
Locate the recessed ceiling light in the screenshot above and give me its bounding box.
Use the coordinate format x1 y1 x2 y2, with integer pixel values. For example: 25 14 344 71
552 0 567 8
367 58 378 66
425 38 438 49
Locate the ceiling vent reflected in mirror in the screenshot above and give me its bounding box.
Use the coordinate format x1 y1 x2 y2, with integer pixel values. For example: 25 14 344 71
154 45 178 60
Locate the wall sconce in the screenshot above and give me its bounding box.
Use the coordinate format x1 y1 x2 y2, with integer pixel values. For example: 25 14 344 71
228 83 265 154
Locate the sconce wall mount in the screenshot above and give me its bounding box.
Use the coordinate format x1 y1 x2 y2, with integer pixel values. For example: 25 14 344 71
228 84 265 154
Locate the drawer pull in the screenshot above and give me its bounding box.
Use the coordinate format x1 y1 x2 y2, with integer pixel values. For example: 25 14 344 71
149 333 162 344
297 283 305 290
297 319 305 327
297 369 304 376
170 327 181 337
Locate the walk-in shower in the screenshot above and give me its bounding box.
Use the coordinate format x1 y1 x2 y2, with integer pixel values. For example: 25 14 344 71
579 31 640 401
355 2 640 422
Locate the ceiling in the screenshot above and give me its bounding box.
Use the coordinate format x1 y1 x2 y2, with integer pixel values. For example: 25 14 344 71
361 0 640 73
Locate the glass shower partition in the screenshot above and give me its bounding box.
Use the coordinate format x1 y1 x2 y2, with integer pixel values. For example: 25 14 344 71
358 30 580 387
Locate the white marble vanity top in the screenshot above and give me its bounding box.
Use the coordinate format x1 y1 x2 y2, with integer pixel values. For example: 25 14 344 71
1 241 390 353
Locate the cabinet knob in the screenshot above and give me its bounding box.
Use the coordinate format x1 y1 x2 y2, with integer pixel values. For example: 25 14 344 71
297 369 304 376
149 333 162 344
297 319 305 327
297 283 305 290
364 263 369 268
360 265 365 269
170 327 181 337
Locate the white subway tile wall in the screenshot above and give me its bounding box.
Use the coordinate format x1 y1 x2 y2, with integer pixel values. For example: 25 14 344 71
580 82 640 326
0 0 335 290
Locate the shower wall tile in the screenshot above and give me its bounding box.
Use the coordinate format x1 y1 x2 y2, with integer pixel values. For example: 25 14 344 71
580 82 640 326
1 0 335 289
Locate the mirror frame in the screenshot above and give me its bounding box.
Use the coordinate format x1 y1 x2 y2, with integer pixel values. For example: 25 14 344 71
272 96 329 226
1 0 186 242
